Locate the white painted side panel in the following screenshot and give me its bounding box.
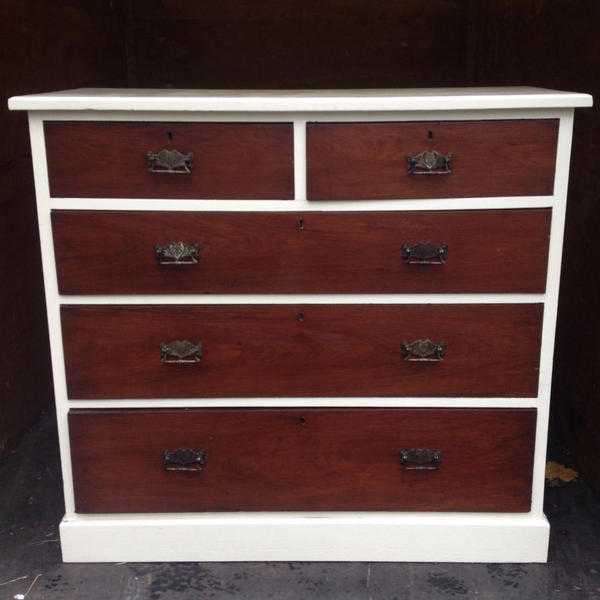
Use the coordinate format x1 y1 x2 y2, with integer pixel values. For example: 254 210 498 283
28 115 76 515
530 110 574 514
60 513 550 563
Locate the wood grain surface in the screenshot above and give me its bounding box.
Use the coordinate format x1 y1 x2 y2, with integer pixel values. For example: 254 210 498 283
61 304 543 399
68 407 536 513
52 208 551 294
307 120 558 199
44 121 294 199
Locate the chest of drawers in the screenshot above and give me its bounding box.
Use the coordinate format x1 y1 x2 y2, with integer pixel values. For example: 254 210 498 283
9 87 592 563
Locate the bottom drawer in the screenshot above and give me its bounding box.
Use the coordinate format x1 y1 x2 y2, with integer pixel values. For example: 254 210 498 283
69 408 536 513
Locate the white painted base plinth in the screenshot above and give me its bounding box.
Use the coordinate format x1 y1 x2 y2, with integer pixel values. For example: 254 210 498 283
60 513 549 563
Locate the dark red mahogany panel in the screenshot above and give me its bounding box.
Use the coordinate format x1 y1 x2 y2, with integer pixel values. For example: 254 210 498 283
69 407 536 513
61 304 543 399
52 209 551 294
307 120 558 199
45 121 294 199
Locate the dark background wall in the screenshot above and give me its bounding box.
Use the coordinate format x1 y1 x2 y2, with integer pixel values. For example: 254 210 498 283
468 0 600 493
2 0 598 488
0 1 126 455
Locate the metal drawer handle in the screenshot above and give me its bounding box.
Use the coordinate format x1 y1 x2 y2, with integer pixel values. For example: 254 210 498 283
400 448 442 470
407 150 452 175
147 149 193 174
402 242 448 265
160 340 202 364
401 339 445 362
155 241 200 265
164 448 207 471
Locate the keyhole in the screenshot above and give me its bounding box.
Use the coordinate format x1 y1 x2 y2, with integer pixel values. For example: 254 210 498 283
297 218 304 231
427 130 434 141
166 131 174 141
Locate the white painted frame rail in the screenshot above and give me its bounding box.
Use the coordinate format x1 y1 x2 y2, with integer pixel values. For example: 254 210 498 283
10 87 592 563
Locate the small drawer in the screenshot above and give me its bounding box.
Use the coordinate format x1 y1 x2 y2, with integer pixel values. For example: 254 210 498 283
307 120 558 200
61 304 543 399
68 407 536 513
52 208 551 294
44 121 294 199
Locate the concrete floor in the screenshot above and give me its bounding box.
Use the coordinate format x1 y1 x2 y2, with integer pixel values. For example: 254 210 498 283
1 412 600 600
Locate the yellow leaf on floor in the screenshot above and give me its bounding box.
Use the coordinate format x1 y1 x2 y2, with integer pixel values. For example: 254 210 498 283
545 461 578 487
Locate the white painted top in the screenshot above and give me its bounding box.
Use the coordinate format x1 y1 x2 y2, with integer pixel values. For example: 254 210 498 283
8 87 592 112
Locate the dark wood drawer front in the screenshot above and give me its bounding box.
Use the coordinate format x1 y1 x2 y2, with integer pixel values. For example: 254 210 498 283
52 209 551 294
307 120 558 200
69 408 536 513
44 122 294 199
61 304 543 399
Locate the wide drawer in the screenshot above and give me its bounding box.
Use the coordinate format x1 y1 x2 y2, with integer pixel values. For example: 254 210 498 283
307 120 558 200
44 122 294 199
61 304 543 399
52 209 551 294
69 408 536 513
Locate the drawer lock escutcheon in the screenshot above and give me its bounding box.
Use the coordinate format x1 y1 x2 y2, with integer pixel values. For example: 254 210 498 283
160 340 203 364
147 148 193 174
401 339 446 362
164 448 207 472
407 150 452 175
399 448 442 470
155 241 200 265
402 242 448 265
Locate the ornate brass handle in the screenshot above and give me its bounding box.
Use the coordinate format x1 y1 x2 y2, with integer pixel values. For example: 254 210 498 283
401 339 446 362
399 448 442 470
402 243 448 265
164 448 206 471
147 149 193 174
154 241 200 265
160 340 202 364
407 150 452 175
